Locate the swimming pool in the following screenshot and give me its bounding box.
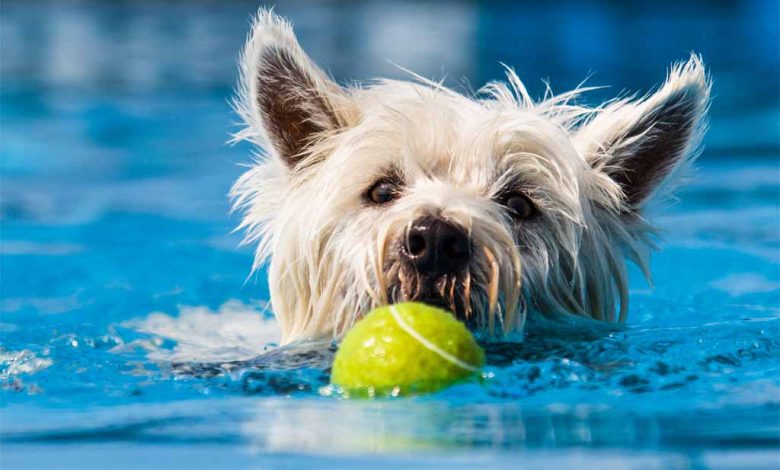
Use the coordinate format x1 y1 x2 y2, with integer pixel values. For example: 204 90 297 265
2 1 779 468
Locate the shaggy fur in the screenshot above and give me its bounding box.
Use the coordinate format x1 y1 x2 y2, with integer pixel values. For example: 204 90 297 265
231 10 711 344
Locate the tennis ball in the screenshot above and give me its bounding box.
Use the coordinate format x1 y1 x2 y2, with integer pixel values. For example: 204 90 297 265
330 302 485 397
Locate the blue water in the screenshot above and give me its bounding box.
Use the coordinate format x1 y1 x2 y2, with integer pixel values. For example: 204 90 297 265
2 1 779 469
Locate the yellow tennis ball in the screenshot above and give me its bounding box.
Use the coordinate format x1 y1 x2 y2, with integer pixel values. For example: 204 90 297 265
330 302 485 397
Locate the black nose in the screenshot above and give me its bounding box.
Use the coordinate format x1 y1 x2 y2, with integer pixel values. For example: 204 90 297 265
402 216 471 275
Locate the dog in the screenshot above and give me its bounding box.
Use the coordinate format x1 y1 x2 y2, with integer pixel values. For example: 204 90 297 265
230 10 710 345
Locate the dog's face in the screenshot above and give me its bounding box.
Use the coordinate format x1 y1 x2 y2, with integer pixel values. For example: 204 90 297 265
232 11 710 344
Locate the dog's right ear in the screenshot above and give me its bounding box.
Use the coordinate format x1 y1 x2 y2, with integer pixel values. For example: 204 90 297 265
235 10 352 169
575 55 710 212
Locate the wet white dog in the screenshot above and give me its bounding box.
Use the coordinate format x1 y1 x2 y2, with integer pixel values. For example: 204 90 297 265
231 10 710 345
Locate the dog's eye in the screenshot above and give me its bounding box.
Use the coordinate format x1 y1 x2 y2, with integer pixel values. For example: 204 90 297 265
366 180 399 205
501 192 536 219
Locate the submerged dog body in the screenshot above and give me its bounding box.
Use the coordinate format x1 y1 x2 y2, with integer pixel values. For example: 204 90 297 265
231 11 710 344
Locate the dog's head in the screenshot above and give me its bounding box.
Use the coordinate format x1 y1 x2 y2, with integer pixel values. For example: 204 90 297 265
231 11 710 344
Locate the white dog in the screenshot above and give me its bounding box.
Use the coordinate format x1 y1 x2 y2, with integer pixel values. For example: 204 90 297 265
231 10 710 345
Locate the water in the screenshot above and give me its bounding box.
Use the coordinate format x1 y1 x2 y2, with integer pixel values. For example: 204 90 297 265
2 1 779 468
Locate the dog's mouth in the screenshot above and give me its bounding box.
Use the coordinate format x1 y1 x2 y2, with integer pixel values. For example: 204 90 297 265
386 270 481 329
381 241 518 334
415 290 481 330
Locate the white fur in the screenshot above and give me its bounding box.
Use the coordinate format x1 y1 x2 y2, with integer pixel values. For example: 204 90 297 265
231 10 711 344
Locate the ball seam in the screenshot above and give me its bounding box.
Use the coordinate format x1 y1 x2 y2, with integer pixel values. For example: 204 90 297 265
388 305 480 373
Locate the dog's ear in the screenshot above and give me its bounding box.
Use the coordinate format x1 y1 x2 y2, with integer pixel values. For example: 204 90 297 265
576 55 710 211
235 10 352 169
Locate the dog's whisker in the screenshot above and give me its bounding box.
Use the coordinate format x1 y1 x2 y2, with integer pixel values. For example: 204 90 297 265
415 272 424 301
448 275 457 313
483 246 499 336
375 227 392 305
502 248 523 333
463 271 472 319
436 275 447 299
399 268 412 300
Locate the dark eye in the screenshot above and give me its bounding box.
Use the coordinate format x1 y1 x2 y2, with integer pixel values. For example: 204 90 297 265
366 180 400 205
501 192 536 219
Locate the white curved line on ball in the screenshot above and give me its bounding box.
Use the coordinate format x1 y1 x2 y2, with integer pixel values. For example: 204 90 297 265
389 305 480 373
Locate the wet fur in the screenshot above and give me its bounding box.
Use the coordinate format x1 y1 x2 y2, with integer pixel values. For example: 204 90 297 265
231 10 711 344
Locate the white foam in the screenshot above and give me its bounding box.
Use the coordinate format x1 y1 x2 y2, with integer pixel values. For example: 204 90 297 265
122 300 280 362
0 349 53 376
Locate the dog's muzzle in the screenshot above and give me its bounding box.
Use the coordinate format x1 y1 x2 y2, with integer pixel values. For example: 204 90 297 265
393 215 474 319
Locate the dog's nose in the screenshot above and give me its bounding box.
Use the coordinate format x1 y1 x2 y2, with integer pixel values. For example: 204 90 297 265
403 216 471 275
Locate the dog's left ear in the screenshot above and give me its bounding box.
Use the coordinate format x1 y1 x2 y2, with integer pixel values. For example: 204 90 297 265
575 55 711 211
235 10 354 169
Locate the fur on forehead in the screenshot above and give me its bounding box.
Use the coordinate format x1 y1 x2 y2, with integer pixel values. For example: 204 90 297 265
313 79 592 187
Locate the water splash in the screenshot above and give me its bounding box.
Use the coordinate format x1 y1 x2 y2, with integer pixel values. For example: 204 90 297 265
121 300 281 363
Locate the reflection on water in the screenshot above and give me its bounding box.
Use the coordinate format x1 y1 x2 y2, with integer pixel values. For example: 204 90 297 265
3 396 776 454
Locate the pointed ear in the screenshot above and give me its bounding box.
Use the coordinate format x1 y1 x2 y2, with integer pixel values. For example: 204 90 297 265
235 10 352 169
576 55 711 211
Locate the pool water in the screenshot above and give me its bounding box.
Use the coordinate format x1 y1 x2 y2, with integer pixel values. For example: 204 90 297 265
2 1 779 468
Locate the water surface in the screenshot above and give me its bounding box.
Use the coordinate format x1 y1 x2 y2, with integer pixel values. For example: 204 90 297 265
2 1 779 468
